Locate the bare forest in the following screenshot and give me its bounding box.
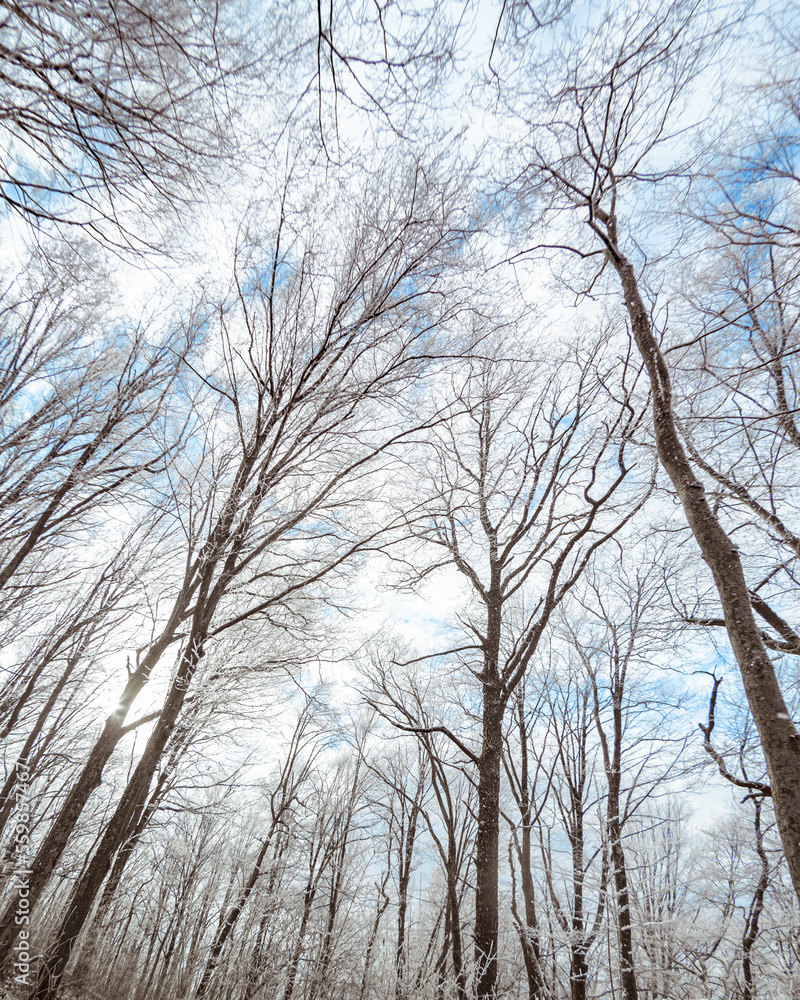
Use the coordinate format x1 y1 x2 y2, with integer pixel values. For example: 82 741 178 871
0 1 798 999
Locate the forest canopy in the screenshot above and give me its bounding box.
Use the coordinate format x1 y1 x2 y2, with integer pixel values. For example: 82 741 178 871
0 1 798 999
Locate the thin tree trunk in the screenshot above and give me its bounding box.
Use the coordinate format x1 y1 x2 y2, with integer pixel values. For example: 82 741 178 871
605 682 638 1000
510 845 547 1000
357 876 390 1000
569 797 589 1000
742 800 769 1000
394 758 423 1000
411 902 445 994
510 688 548 1000
589 648 639 1000
195 823 282 998
448 851 468 1000
96 719 196 921
281 882 316 1000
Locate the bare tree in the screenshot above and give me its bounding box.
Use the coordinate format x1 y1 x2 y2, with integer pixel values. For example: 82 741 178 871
366 742 429 1000
0 260 192 617
15 153 469 1000
624 801 705 998
300 0 458 156
559 561 692 1000
278 750 367 1000
505 670 607 1000
0 549 140 848
672 226 800 666
495 0 800 904
0 0 245 244
194 697 321 999
696 674 788 1000
366 663 475 1000
375 340 646 999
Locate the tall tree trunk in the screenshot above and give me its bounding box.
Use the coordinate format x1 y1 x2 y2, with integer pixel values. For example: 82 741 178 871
30 632 204 1000
243 836 290 1000
590 648 639 1000
606 694 637 1000
569 796 589 1000
511 688 548 1000
435 897 452 1000
475 685 503 1000
280 881 316 1000
448 850 468 1000
599 209 800 901
608 821 638 1000
0 627 177 967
